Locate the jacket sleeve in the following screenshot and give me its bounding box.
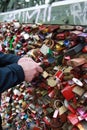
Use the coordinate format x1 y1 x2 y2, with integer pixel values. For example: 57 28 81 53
0 63 25 93
0 52 20 66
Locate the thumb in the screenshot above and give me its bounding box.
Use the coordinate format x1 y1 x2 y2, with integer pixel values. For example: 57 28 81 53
37 62 42 66
37 62 43 73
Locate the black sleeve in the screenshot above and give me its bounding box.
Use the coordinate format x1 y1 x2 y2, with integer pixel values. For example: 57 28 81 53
0 63 25 93
0 52 21 66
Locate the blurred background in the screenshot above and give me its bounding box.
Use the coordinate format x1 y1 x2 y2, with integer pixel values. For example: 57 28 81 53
0 0 66 12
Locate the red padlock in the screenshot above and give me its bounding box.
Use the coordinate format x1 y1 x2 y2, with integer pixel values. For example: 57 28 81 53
43 116 51 126
61 84 75 101
33 126 41 130
56 33 65 40
55 70 64 81
67 113 79 125
82 45 87 53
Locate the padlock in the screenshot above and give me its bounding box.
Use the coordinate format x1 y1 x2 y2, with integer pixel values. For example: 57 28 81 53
1 22 87 130
82 45 87 53
61 84 75 101
67 113 79 125
67 58 86 67
55 70 64 81
72 86 85 96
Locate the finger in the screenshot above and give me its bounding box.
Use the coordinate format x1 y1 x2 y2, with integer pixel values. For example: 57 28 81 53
37 62 43 69
35 72 39 77
36 66 43 73
23 55 28 57
37 62 42 66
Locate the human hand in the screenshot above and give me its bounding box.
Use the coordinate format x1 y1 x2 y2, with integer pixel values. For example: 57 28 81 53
18 57 43 82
